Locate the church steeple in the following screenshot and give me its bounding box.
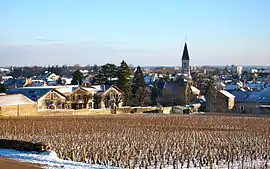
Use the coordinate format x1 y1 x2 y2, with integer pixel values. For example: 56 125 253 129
181 42 190 75
181 42 190 60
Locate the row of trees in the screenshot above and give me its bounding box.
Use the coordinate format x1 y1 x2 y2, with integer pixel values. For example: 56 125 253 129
71 61 148 106
7 65 100 78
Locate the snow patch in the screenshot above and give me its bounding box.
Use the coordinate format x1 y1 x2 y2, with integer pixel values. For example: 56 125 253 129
0 149 117 169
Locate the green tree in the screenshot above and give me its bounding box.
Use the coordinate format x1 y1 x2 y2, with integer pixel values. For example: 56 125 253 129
131 66 145 96
93 64 99 74
163 72 171 82
0 84 6 93
94 64 117 85
117 60 131 105
136 86 150 106
71 69 83 85
150 80 163 105
56 76 63 85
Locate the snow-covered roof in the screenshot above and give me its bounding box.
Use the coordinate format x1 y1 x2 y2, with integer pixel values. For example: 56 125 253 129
219 90 235 98
0 94 36 106
229 90 270 103
22 85 79 89
191 86 200 94
225 84 240 91
81 87 99 92
55 87 78 94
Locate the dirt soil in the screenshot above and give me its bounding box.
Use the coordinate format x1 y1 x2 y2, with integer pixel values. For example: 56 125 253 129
0 158 41 169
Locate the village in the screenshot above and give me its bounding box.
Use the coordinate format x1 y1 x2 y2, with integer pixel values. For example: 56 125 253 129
0 42 270 116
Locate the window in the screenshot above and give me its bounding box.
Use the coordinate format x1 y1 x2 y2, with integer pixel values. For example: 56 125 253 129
72 95 76 101
50 93 54 100
240 105 244 111
78 95 82 100
183 63 187 69
88 103 92 109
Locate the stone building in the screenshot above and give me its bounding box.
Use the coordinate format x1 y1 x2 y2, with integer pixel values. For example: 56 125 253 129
160 42 193 106
0 94 37 115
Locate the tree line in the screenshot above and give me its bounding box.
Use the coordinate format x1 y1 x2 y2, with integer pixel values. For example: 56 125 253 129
71 61 163 106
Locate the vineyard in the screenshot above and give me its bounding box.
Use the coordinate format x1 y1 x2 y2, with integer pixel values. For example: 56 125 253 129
0 114 269 168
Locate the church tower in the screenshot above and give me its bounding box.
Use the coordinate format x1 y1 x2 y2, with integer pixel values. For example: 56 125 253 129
181 42 190 75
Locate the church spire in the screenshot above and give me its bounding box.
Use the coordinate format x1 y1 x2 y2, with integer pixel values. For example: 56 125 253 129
181 41 190 75
181 42 190 60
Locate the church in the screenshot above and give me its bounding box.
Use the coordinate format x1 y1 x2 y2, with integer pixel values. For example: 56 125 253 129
159 42 198 106
181 42 191 76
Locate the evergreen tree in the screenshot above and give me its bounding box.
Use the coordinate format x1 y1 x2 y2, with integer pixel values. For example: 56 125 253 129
0 84 6 93
131 66 145 96
93 64 99 74
150 80 163 105
71 69 83 85
163 72 171 82
56 76 63 85
117 60 131 105
93 64 117 85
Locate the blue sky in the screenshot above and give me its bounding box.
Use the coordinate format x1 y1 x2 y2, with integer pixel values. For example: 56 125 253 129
0 0 269 66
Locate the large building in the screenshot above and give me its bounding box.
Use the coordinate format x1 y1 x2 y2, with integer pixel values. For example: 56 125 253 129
160 42 197 106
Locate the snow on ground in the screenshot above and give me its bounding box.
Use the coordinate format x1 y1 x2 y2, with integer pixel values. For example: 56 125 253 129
0 149 117 169
161 160 269 169
1 149 268 169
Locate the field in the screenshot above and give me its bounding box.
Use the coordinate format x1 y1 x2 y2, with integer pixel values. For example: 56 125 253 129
0 114 269 168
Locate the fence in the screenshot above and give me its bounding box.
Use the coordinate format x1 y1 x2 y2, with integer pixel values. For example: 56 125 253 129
0 105 171 116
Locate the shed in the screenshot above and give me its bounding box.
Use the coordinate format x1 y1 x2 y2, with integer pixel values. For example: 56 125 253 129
0 94 37 116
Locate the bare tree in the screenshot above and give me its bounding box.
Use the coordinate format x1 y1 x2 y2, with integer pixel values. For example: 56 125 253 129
83 94 92 109
112 93 123 107
185 81 193 105
136 87 150 106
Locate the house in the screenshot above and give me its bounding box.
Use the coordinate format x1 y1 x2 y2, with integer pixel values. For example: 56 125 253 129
38 71 59 82
0 94 37 115
230 91 270 114
65 87 97 109
4 78 26 89
161 80 188 106
37 89 67 110
94 85 123 109
23 78 46 87
5 85 124 111
161 74 193 106
206 89 235 112
6 87 68 110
